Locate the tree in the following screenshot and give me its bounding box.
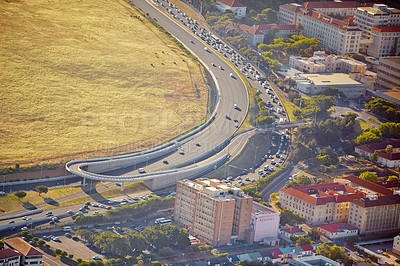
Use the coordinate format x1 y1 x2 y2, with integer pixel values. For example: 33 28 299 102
356 128 382 144
54 249 62 255
359 171 378 182
296 235 312 246
370 151 378 163
387 175 399 181
68 254 74 259
37 240 45 247
159 247 173 256
270 193 279 201
280 209 306 226
308 228 320 240
60 251 68 257
14 191 27 201
35 185 48 196
317 243 348 260
385 145 393 154
315 147 338 166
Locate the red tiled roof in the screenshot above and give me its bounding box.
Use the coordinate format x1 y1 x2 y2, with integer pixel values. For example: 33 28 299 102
303 1 372 9
343 175 394 196
240 24 297 35
317 223 358 234
296 9 360 31
269 249 283 258
282 227 304 234
280 3 303 12
376 180 400 189
5 238 42 257
280 183 365 205
301 245 314 251
352 194 400 208
371 26 400 33
217 0 246 8
0 249 20 260
356 140 400 161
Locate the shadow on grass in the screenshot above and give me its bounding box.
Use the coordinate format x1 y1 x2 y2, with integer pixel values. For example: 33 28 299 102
82 181 107 203
43 197 59 206
22 202 37 210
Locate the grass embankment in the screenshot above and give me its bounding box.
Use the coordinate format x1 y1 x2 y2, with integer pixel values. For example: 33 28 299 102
0 0 207 167
205 132 270 179
0 182 148 214
355 119 374 131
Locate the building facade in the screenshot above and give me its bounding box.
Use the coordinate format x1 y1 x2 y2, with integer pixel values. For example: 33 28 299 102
289 51 367 74
294 73 366 98
174 179 253 246
375 57 400 90
289 255 340 266
368 26 400 58
215 0 247 19
251 202 280 243
4 238 43 266
278 3 302 24
317 223 358 240
348 194 400 234
280 183 365 225
302 1 371 17
0 249 21 266
354 4 400 39
393 235 400 255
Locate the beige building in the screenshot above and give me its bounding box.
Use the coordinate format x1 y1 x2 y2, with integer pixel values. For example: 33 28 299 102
289 51 367 74
174 179 253 246
354 4 400 40
215 0 247 19
393 235 400 255
348 194 400 234
376 57 400 90
294 73 366 98
240 24 298 46
278 3 302 25
295 9 362 54
355 140 400 168
4 238 43 266
302 1 372 17
279 183 365 225
368 26 400 58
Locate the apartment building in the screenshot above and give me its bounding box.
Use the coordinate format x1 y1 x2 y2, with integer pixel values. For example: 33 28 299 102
394 235 400 255
174 179 253 246
354 4 400 39
368 26 400 58
278 3 302 24
294 73 366 98
355 140 400 168
289 51 367 74
295 9 362 54
4 238 43 266
348 194 400 234
376 57 400 90
215 0 247 18
279 183 365 225
240 24 298 46
341 175 394 197
302 1 372 17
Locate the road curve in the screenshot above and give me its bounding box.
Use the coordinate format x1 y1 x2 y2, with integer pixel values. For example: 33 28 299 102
66 0 250 184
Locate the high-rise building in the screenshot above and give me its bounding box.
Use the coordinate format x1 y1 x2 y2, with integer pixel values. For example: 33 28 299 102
174 179 253 246
368 26 400 58
279 183 365 225
348 194 400 234
375 57 400 90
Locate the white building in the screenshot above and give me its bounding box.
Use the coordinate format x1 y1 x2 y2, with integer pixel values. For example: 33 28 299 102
278 3 302 25
240 24 298 46
394 235 400 255
368 26 400 58
294 73 366 98
4 238 43 266
0 249 21 266
355 140 400 168
289 51 367 74
354 4 400 39
295 9 362 54
251 202 280 245
302 1 372 17
289 255 340 266
215 0 247 19
317 223 358 240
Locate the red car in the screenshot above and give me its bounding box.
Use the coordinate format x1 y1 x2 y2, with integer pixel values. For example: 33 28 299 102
106 206 113 210
233 119 239 122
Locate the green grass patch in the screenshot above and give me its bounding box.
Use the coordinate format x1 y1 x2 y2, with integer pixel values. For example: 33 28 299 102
368 117 380 124
283 101 300 121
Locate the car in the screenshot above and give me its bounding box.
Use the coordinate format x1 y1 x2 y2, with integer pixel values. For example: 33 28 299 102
65 233 72 237
233 118 238 122
45 211 53 216
234 124 238 128
219 66 223 70
8 220 15 224
114 221 121 225
84 201 91 206
245 177 250 181
179 150 185 155
195 143 201 147
189 40 194 44
72 236 80 241
138 168 146 174
92 255 101 261
52 216 59 221
92 203 98 207
121 198 128 203
226 242 233 246
67 210 74 215
21 227 28 231
395 259 400 263
22 216 31 220
229 73 234 78
212 63 216 67
26 223 33 227
163 160 169 164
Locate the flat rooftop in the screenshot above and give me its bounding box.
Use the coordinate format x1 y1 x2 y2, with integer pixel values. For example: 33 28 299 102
300 73 362 86
252 202 277 215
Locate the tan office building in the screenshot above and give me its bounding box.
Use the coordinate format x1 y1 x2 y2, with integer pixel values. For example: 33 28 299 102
376 57 400 90
348 194 400 234
280 183 365 225
174 179 253 246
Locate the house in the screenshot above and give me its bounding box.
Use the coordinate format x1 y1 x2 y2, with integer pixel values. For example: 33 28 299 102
215 0 247 19
355 140 400 168
0 248 21 266
279 226 307 241
317 223 358 240
4 238 42 266
240 24 298 46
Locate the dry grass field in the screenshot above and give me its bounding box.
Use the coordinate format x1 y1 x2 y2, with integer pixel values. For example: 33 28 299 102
0 0 207 167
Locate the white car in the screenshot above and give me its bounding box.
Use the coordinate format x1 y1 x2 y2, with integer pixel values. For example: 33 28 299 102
229 73 234 78
21 227 28 231
138 168 145 173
